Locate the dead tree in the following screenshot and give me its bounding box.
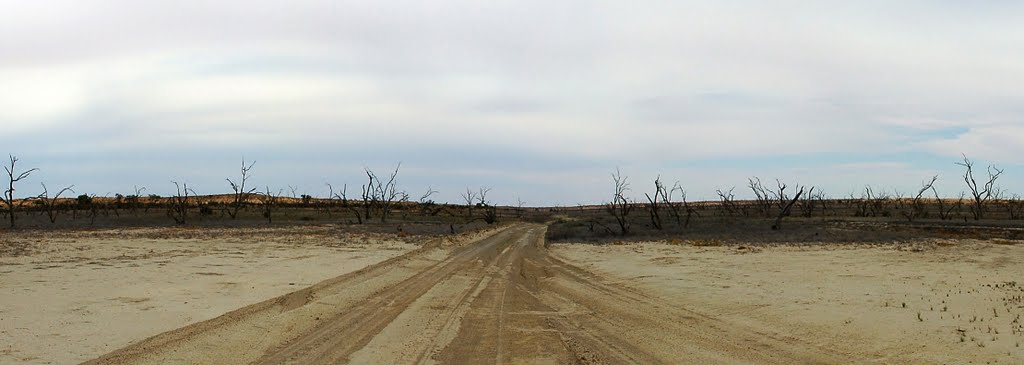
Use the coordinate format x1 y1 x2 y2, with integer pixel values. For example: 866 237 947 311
934 188 964 221
3 155 39 228
644 176 665 230
748 177 773 217
955 155 1004 220
328 183 363 224
903 176 938 222
39 183 74 224
515 196 526 218
319 184 335 217
167 181 195 225
419 187 438 204
663 181 694 228
797 188 825 218
226 159 256 219
125 186 145 215
259 187 281 224
715 187 738 217
417 187 444 216
814 189 829 216
857 186 892 217
606 169 633 236
1005 195 1024 220
772 186 807 230
367 163 406 223
360 170 377 221
477 187 498 224
461 188 477 218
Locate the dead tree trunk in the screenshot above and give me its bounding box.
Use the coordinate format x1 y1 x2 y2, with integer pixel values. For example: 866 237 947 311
956 155 1003 220
606 168 633 236
903 176 937 222
477 187 498 224
3 156 39 229
644 176 665 230
39 183 74 224
748 177 773 217
715 187 737 217
772 186 806 230
167 182 194 225
461 188 476 219
260 187 280 224
330 183 363 224
226 159 256 219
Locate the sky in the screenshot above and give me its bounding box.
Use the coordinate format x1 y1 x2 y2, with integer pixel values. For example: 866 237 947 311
2 1 1023 206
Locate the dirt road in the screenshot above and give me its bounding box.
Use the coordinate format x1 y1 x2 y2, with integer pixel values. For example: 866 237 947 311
86 224 843 364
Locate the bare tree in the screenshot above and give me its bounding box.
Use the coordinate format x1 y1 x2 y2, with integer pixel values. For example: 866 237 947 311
515 196 526 218
226 159 256 219
167 181 195 225
419 187 438 204
259 186 281 224
665 182 697 227
3 155 39 228
748 177 773 217
1005 194 1024 220
477 187 497 224
772 186 807 230
125 185 145 215
415 187 443 216
857 186 892 217
461 187 477 218
328 183 363 224
39 183 74 224
715 187 738 217
955 155 1004 220
933 188 964 221
903 176 938 222
797 188 826 218
319 183 335 218
360 170 376 221
660 181 686 227
364 163 407 223
644 176 665 230
606 168 633 235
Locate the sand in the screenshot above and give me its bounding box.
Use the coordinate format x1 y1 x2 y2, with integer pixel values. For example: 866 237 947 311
552 238 1024 364
0 227 416 365
81 224 847 365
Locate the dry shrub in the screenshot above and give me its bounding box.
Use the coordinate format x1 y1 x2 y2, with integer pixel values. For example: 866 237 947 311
691 239 723 247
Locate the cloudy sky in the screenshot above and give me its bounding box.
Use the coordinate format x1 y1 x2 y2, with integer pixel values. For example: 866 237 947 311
2 1 1023 205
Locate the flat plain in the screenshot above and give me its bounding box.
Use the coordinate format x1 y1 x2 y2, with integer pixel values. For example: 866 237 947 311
3 214 1023 364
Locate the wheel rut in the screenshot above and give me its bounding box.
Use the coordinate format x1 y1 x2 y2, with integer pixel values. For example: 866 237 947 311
86 224 846 365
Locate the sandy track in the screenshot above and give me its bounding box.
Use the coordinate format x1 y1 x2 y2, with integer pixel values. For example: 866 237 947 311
86 224 843 364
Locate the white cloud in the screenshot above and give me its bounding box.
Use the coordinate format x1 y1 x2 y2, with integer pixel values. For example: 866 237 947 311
923 125 1024 164
2 1 1024 202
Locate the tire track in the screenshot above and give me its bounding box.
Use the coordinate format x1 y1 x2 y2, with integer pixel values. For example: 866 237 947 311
87 224 847 365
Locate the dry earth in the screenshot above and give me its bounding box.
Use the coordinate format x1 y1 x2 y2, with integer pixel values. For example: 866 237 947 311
8 223 1021 364
0 226 416 364
79 224 847 364
553 238 1024 364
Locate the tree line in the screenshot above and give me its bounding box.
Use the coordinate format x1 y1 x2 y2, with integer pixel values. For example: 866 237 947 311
1 153 1014 233
600 154 1009 235
1 155 517 229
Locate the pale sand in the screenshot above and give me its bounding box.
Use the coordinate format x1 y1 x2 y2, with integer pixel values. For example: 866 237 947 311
552 239 1024 364
0 228 416 365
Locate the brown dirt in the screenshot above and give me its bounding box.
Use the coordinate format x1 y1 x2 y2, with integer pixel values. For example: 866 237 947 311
0 227 417 364
554 239 1024 364
84 224 844 364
